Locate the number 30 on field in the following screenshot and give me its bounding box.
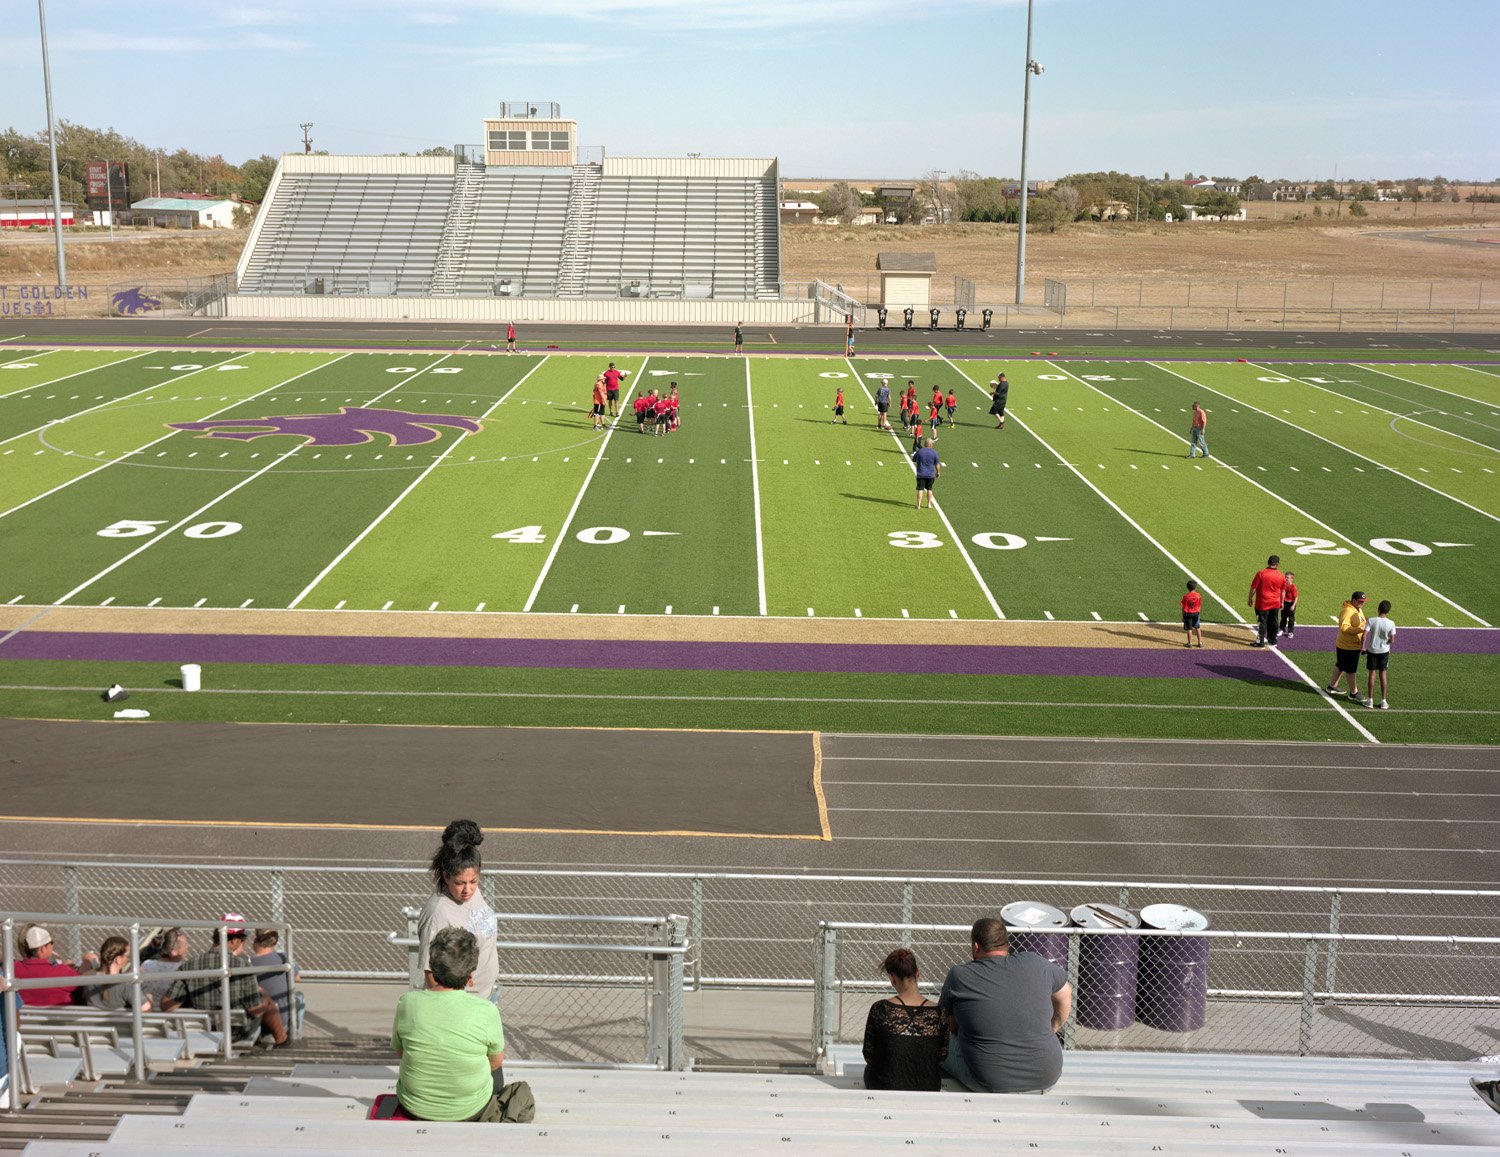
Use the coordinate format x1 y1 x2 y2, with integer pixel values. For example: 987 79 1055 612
889 531 1030 549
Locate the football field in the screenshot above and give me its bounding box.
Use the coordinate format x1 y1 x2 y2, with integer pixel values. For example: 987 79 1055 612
1 336 1497 746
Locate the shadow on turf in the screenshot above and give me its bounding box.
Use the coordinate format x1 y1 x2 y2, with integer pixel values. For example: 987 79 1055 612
1117 447 1188 458
840 492 915 508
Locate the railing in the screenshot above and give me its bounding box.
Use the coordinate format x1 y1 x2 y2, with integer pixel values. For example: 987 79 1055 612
812 920 1500 1065
389 909 688 1070
2 911 298 1091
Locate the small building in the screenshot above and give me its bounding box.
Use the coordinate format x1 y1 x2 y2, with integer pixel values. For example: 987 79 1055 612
1 200 75 228
876 251 936 307
780 200 819 224
483 101 577 167
1183 205 1247 222
130 197 239 228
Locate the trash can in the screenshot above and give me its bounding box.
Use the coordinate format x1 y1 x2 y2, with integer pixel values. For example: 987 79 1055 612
1001 901 1070 968
1135 903 1211 1032
1069 902 1141 1031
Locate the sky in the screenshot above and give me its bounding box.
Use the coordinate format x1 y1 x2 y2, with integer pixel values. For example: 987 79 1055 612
3 0 1497 182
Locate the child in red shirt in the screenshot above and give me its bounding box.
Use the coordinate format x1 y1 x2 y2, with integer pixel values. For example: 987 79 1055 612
910 414 925 453
946 390 958 425
1279 571 1298 639
832 387 846 424
1181 580 1203 648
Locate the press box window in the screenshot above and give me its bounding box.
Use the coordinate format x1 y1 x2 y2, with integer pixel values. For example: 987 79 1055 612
533 131 570 151
488 131 529 151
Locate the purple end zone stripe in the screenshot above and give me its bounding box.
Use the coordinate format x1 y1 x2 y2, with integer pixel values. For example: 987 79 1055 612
0 630 1308 679
1277 626 1500 656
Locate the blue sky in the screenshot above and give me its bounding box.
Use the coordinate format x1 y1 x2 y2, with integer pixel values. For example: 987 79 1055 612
3 0 1496 181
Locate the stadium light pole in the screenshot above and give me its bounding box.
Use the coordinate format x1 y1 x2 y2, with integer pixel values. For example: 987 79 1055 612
1014 0 1041 305
38 0 68 289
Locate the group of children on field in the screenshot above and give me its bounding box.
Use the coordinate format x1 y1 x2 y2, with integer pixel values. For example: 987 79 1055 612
634 384 681 435
1180 564 1397 708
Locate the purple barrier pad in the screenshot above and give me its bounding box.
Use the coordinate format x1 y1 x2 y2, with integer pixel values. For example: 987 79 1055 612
1276 626 1500 656
0 631 1303 679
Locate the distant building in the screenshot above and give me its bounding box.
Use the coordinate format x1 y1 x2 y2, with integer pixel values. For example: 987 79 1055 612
130 197 239 228
780 200 819 224
1 200 75 228
876 251 936 306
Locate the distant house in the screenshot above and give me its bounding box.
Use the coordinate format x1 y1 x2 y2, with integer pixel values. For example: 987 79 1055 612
780 200 819 224
129 197 239 228
1094 200 1132 221
1183 204 1247 222
1269 182 1308 202
1 199 75 228
851 206 884 226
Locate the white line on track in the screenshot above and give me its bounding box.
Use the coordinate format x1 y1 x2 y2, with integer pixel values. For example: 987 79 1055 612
832 834 1487 853
745 356 767 615
826 805 1498 824
1066 363 1488 631
0 351 324 524
0 351 149 404
1248 361 1500 455
1150 361 1500 527
851 358 1004 619
935 348 1237 624
287 355 551 609
825 778 1499 794
822 754 1500 771
523 358 649 613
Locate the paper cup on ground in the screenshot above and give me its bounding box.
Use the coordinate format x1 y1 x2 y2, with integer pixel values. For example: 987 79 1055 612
181 664 202 692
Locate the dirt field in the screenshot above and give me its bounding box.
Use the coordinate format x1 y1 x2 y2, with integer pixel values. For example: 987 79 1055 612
2 209 1495 319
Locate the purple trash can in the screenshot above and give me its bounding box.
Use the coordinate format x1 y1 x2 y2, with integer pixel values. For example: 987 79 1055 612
1069 902 1141 1031
1001 901 1070 968
1135 903 1211 1033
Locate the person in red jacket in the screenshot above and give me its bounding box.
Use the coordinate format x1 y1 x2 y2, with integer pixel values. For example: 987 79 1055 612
13 925 98 1006
1181 580 1203 648
1247 554 1287 648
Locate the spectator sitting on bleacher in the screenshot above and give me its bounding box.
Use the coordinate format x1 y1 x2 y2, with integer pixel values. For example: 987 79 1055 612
392 927 508 1122
938 917 1072 1095
160 913 288 1048
138 927 188 1007
418 820 500 1004
12 925 98 1006
252 928 303 1033
85 936 153 1012
862 947 948 1091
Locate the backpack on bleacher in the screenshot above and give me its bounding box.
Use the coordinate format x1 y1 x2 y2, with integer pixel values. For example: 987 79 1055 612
494 1080 535 1123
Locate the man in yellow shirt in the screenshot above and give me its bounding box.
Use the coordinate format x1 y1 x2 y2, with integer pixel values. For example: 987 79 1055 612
1325 591 1369 703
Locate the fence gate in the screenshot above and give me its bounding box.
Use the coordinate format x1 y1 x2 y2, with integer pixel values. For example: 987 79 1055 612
954 276 976 311
1044 278 1068 314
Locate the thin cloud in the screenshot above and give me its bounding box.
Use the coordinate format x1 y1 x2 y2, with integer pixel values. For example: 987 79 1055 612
370 0 1024 31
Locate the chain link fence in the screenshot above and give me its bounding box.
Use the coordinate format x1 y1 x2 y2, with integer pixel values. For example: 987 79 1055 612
3 862 1495 1063
813 920 1500 1063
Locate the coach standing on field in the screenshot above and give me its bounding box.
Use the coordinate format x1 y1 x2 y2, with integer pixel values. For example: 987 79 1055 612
1247 554 1286 648
913 437 941 510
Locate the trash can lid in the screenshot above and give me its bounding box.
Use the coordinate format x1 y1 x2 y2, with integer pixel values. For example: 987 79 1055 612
1069 902 1141 930
1000 901 1070 929
1139 903 1211 932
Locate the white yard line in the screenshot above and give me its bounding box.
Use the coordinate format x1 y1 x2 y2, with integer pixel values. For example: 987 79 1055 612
0 351 321 524
1356 363 1500 441
51 351 451 605
0 353 178 448
0 349 56 371
1058 363 1490 629
851 358 1003 619
288 355 551 609
1151 361 1500 526
746 356 767 615
934 348 1241 624
1249 361 1500 455
522 357 649 613
0 350 148 401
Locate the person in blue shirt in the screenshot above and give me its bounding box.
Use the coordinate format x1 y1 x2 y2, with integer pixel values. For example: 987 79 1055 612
913 437 942 509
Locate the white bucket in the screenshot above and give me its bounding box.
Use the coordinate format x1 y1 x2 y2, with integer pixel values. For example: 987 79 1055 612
181 664 202 692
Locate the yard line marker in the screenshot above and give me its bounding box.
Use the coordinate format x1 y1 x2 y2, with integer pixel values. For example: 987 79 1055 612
854 608 862 617
1427 616 1443 626
664 605 673 615
807 607 815 616
1359 361 1500 416
98 597 114 607
147 598 161 607
949 609 958 619
856 358 1004 620
617 604 626 614
382 600 394 610
1090 611 1102 620
428 601 439 611
570 604 579 613
1138 612 1149 621
744 357 768 616
936 350 1240 627
239 598 255 608
0 350 147 403
475 602 486 612
1066 364 1491 627
525 360 648 615
1044 611 1054 620
290 356 550 610
712 606 720 615
5 596 23 605
901 608 910 618
193 598 207 608
334 600 346 610
0 352 352 526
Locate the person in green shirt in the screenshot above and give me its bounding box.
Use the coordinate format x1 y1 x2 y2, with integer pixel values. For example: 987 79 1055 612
391 927 505 1122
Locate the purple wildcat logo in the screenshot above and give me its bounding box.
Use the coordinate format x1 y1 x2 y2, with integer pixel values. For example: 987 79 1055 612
112 288 162 315
168 407 482 447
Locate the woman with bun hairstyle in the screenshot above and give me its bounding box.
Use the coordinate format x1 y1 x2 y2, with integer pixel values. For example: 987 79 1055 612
417 820 500 1002
861 947 947 1091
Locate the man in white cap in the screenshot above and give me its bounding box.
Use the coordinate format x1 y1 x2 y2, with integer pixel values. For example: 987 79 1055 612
13 925 98 1006
161 914 287 1048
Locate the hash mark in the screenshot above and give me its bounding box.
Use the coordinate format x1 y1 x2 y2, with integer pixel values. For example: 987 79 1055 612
382 600 394 610
193 598 208 608
240 599 254 609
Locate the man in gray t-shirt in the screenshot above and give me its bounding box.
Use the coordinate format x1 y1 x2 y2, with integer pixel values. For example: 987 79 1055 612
939 916 1072 1093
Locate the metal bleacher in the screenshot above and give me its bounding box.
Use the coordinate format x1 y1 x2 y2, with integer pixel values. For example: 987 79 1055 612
454 171 572 299
237 173 452 296
17 1055 1500 1155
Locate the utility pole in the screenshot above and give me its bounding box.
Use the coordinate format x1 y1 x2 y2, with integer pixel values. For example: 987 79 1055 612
38 0 67 288
300 123 314 154
1015 0 1042 305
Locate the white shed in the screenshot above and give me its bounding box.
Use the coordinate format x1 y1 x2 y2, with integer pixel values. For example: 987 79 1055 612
876 252 936 307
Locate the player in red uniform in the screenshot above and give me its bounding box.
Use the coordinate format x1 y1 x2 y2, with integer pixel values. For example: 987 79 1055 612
634 392 649 434
1181 580 1203 648
946 389 958 425
832 387 846 424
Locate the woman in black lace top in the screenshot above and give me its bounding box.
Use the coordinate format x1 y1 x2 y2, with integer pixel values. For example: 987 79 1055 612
862 947 948 1091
